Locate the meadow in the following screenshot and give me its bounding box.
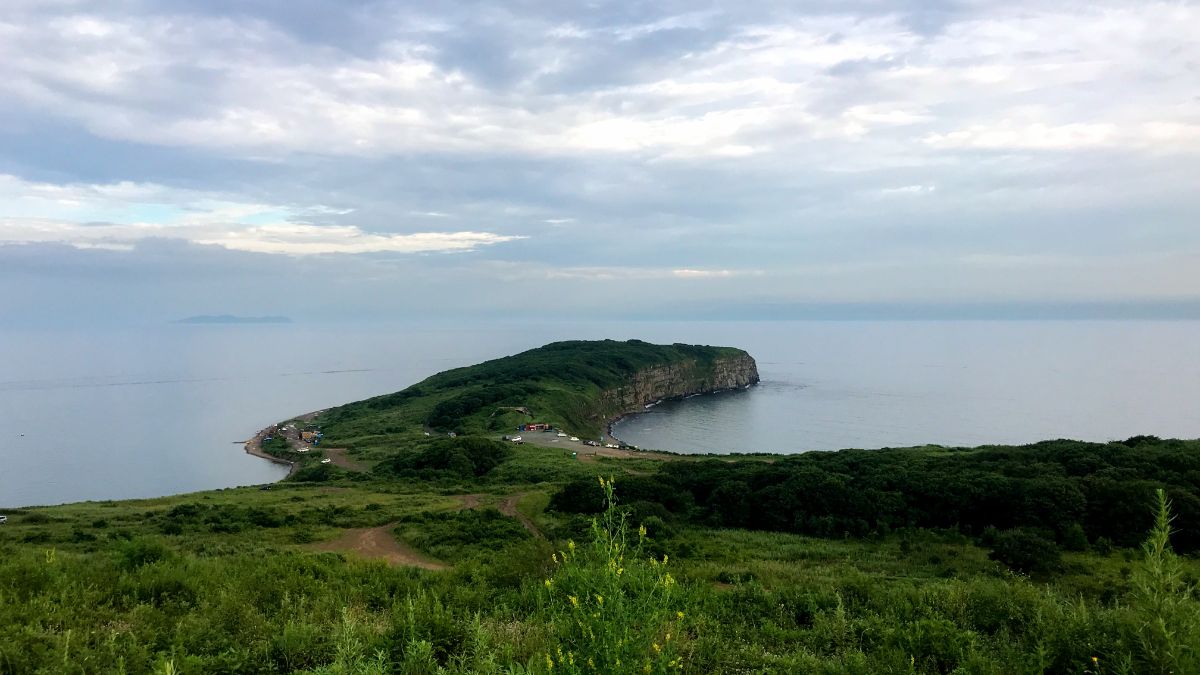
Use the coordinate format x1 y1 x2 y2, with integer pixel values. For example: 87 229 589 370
2 442 1198 674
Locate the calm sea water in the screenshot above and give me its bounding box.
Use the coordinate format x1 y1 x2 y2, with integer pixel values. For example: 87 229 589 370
2 320 1198 507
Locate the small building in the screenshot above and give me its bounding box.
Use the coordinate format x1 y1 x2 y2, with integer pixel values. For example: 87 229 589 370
301 430 319 443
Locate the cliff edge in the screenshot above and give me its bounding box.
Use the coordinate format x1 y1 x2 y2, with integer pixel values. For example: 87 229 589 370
597 352 760 420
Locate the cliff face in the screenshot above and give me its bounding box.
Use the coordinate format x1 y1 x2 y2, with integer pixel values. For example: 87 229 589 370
597 352 760 419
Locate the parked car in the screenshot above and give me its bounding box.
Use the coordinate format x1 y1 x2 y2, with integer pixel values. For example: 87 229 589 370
320 458 332 464
0 515 7 524
511 436 523 443
569 436 580 442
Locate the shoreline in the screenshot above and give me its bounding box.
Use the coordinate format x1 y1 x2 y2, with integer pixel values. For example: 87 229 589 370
244 383 758 478
242 409 326 479
242 429 298 478
604 382 757 449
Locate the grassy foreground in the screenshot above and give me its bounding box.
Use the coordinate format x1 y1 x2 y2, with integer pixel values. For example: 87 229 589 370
2 443 1198 673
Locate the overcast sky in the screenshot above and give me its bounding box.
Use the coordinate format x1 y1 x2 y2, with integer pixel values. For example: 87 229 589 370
1 0 1198 323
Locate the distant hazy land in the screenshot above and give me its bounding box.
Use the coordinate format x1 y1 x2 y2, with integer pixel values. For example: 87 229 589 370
173 315 292 324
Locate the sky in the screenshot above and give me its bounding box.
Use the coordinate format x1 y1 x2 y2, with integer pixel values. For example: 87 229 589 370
1 0 1198 323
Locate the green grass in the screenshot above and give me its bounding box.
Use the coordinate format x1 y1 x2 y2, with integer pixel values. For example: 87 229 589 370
5 470 1195 673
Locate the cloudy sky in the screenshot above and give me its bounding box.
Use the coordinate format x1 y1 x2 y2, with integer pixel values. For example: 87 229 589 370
1 0 1198 323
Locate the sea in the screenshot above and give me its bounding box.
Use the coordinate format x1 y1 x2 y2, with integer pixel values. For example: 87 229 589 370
2 320 1199 508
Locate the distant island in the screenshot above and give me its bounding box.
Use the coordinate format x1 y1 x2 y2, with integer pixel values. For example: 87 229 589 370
173 315 292 324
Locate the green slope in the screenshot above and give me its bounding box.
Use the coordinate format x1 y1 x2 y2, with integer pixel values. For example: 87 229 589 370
314 339 750 451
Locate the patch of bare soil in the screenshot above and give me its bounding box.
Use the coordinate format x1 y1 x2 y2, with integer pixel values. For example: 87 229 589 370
322 446 365 471
457 494 484 510
499 494 545 540
310 524 446 571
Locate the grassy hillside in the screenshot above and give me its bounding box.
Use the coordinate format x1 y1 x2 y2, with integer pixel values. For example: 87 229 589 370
313 340 750 455
3 436 1199 673
2 341 1199 673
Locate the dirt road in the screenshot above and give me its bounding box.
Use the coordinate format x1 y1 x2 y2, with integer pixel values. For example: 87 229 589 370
310 524 446 570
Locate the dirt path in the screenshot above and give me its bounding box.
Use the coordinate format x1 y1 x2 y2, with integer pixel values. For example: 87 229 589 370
310 524 446 570
457 494 483 510
322 446 365 472
498 494 545 539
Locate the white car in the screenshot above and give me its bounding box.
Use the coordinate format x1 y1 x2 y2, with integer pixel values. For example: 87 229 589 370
557 432 567 437
569 436 580 442
320 458 332 464
0 515 7 524
511 436 523 443
605 443 618 449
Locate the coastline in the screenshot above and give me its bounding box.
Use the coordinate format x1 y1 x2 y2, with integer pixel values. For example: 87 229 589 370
604 382 757 449
243 429 297 478
242 409 326 479
242 380 759 476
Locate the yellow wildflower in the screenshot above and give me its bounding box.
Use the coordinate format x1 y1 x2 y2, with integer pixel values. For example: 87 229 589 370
653 643 662 653
595 594 604 605
638 524 647 538
568 540 576 552
677 611 685 619
569 595 579 607
552 552 558 563
545 654 554 670
544 579 553 588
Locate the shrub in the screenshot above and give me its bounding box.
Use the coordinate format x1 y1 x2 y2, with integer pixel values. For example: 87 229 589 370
118 538 169 570
988 529 1061 574
1062 522 1089 551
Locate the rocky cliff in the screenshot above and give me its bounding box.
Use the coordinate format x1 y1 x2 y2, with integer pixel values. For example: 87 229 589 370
597 352 760 420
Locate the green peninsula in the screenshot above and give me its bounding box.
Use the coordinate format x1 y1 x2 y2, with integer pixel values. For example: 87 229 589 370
316 339 758 452
1 340 1198 674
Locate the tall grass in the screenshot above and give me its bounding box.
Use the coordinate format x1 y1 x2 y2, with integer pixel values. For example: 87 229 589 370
1125 488 1200 674
540 476 685 673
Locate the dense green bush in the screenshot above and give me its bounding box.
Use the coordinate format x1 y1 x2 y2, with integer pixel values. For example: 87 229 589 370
988 528 1061 574
396 508 530 561
376 437 512 480
551 437 1200 552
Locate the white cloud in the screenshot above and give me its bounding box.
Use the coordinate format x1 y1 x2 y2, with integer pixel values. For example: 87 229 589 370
0 218 524 255
924 122 1119 151
0 175 522 255
486 264 760 282
672 268 739 279
880 185 936 195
